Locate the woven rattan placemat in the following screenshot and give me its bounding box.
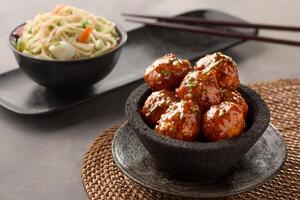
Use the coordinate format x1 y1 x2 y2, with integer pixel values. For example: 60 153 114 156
81 79 300 200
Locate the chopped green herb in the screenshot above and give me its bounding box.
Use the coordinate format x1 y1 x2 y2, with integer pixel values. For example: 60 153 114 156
206 60 211 66
82 20 89 28
172 59 182 66
57 22 62 26
220 88 227 95
191 105 200 113
160 69 170 76
29 29 32 34
219 108 226 117
187 77 197 88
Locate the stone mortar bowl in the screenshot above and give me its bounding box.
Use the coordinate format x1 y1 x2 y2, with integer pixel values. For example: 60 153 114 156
126 83 270 180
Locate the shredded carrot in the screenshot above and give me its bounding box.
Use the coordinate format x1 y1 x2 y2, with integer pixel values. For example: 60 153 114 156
53 4 65 15
79 27 93 43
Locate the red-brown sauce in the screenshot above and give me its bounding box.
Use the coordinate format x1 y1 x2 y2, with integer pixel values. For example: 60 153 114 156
141 89 177 125
141 52 248 142
155 100 201 141
144 53 192 91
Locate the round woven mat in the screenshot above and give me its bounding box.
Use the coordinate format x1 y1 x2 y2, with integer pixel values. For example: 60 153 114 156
81 79 300 200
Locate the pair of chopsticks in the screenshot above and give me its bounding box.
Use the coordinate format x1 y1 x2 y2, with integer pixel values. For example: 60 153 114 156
123 13 300 47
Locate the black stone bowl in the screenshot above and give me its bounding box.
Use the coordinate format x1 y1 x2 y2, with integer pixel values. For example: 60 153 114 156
125 83 270 180
9 23 127 90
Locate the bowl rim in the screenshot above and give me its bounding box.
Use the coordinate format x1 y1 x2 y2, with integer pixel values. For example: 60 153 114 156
126 83 270 151
9 22 127 63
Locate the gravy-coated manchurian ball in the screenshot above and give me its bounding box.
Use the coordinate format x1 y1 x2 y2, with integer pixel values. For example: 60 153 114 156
144 53 192 91
202 101 245 142
155 100 201 141
141 89 177 125
195 52 240 89
220 89 249 116
176 70 221 111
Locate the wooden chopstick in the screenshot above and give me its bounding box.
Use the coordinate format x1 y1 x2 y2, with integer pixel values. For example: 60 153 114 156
125 18 300 47
123 13 300 32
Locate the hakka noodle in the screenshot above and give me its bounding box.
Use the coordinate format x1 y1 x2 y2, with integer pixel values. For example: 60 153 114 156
15 5 120 60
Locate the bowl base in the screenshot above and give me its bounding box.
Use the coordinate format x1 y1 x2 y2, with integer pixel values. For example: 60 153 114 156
112 122 286 198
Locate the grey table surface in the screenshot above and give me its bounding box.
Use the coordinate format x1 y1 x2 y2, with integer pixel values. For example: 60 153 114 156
0 0 299 200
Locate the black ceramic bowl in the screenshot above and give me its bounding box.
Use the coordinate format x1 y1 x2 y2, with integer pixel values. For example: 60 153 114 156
9 23 127 90
126 84 270 180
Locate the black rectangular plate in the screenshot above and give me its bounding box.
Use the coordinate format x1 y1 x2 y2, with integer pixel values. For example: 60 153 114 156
0 10 257 115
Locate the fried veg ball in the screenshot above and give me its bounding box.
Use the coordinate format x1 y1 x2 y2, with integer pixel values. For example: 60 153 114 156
155 100 201 141
144 53 192 91
176 70 221 111
202 101 245 142
220 88 249 116
195 52 240 89
141 90 177 125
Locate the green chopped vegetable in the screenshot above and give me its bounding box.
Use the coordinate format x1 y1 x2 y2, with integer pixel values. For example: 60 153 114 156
206 60 212 66
95 39 105 50
82 20 89 28
191 105 200 113
219 108 226 117
187 77 197 88
220 88 227 95
16 38 25 51
172 59 182 66
160 69 170 76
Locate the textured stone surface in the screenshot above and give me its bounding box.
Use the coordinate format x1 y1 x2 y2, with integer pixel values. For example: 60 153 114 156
125 83 270 179
112 122 286 198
